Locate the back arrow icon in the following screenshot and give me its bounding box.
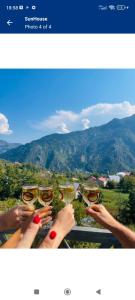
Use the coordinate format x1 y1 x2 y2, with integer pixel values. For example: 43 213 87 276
96 289 101 295
7 20 13 26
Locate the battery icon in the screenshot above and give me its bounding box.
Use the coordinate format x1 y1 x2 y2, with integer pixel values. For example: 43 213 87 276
117 5 128 10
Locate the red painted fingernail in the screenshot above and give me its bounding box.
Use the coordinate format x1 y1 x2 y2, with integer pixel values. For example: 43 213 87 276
49 231 57 239
33 215 41 224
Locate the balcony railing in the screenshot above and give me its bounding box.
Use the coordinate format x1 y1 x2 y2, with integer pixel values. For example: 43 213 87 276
0 226 121 248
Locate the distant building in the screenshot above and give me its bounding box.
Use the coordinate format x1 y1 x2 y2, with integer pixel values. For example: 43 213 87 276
98 177 108 187
116 172 128 178
108 175 121 183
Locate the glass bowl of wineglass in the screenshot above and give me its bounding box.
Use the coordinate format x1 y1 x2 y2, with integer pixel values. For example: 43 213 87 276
59 183 76 206
22 185 38 208
38 185 54 228
80 179 100 226
38 186 54 207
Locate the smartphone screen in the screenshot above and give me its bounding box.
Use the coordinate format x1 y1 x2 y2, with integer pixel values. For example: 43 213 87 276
0 1 135 300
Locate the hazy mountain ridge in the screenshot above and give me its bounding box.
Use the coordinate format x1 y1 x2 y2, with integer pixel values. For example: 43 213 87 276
0 140 21 154
1 114 135 173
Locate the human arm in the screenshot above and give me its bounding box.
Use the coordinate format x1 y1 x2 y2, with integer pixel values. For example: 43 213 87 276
86 204 135 248
39 204 75 249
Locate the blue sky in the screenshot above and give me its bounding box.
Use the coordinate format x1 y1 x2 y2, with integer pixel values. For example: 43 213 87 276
0 69 135 144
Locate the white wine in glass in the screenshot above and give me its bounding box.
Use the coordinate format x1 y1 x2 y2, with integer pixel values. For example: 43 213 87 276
82 185 100 206
22 185 38 206
59 184 75 205
81 181 100 225
38 186 53 207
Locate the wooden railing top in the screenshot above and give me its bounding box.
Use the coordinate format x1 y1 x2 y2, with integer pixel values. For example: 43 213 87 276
0 226 121 248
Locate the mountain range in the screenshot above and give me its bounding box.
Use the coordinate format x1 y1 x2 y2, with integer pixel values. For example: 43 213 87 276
0 140 21 155
1 114 135 173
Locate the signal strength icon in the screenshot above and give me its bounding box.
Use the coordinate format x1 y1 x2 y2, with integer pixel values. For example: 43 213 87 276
99 5 108 10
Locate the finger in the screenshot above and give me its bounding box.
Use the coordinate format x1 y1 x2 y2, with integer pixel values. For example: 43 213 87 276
86 207 98 217
16 214 41 248
89 204 101 212
20 209 52 228
20 211 34 218
38 209 52 219
21 210 52 221
36 206 52 213
36 206 52 218
19 205 35 212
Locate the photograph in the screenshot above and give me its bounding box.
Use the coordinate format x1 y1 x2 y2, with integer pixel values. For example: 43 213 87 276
0 69 135 249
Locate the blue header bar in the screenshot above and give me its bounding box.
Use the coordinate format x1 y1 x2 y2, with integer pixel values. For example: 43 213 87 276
0 1 134 33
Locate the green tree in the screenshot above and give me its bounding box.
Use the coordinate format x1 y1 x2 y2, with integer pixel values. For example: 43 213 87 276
119 176 135 193
106 180 117 190
119 189 135 224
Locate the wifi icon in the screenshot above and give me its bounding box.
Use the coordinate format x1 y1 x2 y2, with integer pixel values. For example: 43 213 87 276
109 5 115 10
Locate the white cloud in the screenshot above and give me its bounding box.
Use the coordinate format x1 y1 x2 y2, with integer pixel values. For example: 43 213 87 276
33 101 135 134
35 110 79 133
57 122 70 133
81 118 90 129
0 113 12 135
81 101 135 117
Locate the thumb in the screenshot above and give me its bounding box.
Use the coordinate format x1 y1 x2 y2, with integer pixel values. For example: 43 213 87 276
86 207 98 217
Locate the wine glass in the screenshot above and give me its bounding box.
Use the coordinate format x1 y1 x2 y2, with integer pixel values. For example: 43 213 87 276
38 186 54 207
59 183 75 205
22 185 38 207
80 179 100 225
38 186 54 228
